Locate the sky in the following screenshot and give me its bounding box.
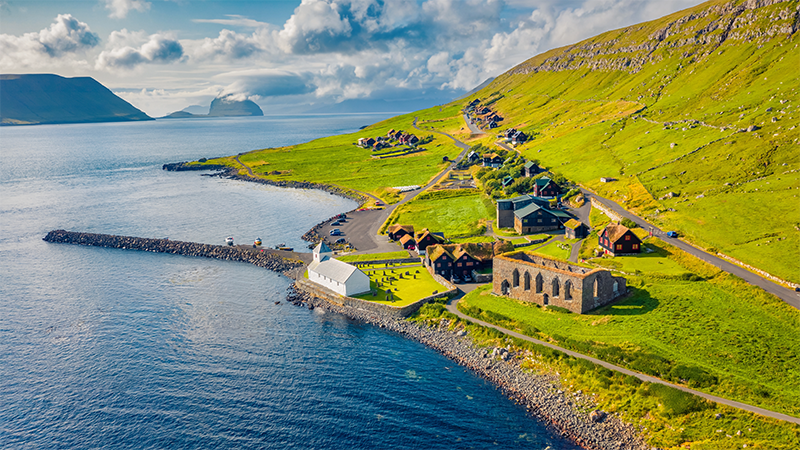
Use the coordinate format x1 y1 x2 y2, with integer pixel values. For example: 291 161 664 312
0 0 702 117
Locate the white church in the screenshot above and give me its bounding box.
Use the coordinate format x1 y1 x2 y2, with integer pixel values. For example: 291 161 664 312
306 242 371 297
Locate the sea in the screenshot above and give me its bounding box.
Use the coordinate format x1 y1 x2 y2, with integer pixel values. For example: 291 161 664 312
0 115 581 449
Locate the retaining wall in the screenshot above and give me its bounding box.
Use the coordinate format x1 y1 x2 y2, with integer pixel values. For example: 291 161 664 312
295 275 456 319
590 198 622 222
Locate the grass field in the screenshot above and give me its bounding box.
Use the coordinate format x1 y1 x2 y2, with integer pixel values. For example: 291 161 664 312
413 296 800 450
337 251 411 262
383 189 493 238
530 239 573 260
591 241 689 275
353 263 444 306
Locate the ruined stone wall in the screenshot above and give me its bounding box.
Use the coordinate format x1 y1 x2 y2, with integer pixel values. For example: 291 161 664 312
492 254 626 313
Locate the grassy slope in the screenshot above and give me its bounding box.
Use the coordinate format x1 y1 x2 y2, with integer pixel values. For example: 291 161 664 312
460 0 798 282
382 189 494 238
205 104 466 199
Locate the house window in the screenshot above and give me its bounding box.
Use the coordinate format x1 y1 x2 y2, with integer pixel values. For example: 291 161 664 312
551 218 555 223
625 235 631 241
616 244 622 250
436 263 441 267
457 263 462 267
448 262 452 267
467 262 473 266
632 244 639 250
537 219 542 223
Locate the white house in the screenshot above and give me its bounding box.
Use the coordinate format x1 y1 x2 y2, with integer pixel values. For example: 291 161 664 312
307 242 371 297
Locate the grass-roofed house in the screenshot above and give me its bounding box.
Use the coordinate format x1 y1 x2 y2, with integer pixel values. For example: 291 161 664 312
414 228 445 254
425 241 514 280
564 219 589 239
599 223 642 256
387 224 414 241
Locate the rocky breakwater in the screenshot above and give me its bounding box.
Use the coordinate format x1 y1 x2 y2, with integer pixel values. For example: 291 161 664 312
286 283 649 450
43 230 304 273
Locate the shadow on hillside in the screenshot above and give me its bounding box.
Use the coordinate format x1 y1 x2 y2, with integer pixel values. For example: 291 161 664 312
589 286 658 316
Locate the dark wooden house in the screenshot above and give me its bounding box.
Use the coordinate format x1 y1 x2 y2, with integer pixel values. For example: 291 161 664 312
564 219 589 239
399 234 416 250
426 246 455 279
533 177 560 197
599 223 642 256
387 224 414 241
415 228 444 253
523 161 543 177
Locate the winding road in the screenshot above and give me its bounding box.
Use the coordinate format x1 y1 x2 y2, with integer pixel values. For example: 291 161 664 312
444 293 800 424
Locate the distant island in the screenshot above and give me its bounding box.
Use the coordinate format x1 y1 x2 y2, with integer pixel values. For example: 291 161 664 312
0 74 152 126
160 96 263 119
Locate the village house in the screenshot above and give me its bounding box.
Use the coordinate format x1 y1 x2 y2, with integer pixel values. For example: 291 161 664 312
523 161 544 177
564 219 589 239
387 224 414 241
599 223 642 256
414 228 445 253
425 241 513 280
493 252 627 313
467 151 480 164
307 242 371 297
532 177 561 197
483 153 503 168
495 194 552 228
511 130 528 144
399 234 416 250
513 203 572 234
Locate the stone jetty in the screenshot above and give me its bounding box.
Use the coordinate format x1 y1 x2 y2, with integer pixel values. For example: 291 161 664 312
287 283 650 450
43 230 305 273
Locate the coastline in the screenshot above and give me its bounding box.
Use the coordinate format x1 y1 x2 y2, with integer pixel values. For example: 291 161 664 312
287 283 650 450
162 160 650 449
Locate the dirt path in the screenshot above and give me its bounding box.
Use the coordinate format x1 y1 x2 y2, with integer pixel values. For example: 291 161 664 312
445 293 800 425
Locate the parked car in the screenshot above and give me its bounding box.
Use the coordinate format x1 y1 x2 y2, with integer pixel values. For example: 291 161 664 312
463 273 473 283
451 275 462 284
330 229 342 236
331 220 341 226
335 238 346 244
666 231 679 238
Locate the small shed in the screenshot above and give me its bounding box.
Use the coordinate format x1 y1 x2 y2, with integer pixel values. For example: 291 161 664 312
564 219 589 239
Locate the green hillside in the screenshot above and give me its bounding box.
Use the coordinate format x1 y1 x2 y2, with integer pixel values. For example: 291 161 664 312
461 0 799 282
0 74 152 125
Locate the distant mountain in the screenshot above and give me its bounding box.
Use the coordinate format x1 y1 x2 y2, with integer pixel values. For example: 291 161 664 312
160 97 264 119
181 105 207 115
0 74 152 126
208 97 263 117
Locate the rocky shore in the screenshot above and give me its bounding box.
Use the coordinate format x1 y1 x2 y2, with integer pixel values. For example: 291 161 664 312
43 230 304 273
286 283 651 450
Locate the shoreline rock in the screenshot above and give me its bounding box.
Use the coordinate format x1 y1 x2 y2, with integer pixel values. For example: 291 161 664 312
286 283 650 450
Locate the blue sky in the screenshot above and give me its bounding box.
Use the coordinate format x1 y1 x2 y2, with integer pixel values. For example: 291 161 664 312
1 0 701 116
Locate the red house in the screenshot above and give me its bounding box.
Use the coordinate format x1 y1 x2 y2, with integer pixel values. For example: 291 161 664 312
599 223 642 256
415 228 445 253
533 177 560 197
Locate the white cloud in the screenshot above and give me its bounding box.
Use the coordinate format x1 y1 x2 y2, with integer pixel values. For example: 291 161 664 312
185 29 271 61
96 29 183 70
192 15 271 28
103 0 151 19
0 14 99 70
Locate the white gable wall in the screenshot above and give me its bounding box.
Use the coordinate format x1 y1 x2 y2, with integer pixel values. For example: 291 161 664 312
308 260 371 297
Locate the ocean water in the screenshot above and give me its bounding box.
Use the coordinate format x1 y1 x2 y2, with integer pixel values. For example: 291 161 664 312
0 115 580 449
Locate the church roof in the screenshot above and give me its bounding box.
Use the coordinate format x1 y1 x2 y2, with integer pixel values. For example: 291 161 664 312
314 241 332 254
308 258 362 284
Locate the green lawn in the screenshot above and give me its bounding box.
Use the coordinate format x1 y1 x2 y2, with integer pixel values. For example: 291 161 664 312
460 265 800 418
384 189 493 238
592 242 688 275
531 240 572 260
449 235 496 244
337 251 411 262
353 264 445 306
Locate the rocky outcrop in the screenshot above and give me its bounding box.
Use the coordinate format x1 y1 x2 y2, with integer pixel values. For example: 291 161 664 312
508 0 797 76
286 284 649 450
43 230 304 273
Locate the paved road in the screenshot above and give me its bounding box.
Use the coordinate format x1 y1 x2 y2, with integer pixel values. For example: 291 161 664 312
583 188 800 310
462 113 485 135
445 293 800 425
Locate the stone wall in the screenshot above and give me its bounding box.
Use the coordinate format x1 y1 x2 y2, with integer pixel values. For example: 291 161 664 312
295 276 456 319
43 230 304 273
590 198 622 222
717 252 799 289
492 253 626 314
